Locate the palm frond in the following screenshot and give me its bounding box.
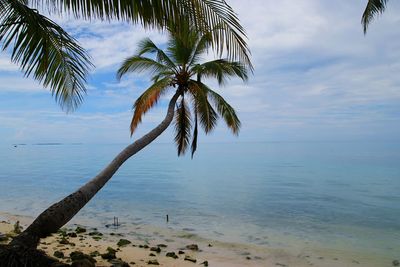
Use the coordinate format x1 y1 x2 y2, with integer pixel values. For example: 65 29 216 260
117 56 169 80
203 84 240 134
28 0 252 69
151 70 175 83
194 59 248 85
137 38 177 71
174 96 192 156
0 1 92 111
191 105 199 158
130 77 171 135
362 0 388 33
189 80 218 133
184 0 252 69
29 0 175 27
188 30 213 67
166 24 195 67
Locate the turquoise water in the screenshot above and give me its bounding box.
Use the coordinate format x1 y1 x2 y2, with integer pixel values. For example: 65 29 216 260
0 142 399 258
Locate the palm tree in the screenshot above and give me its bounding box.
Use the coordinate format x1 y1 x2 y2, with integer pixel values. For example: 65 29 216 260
0 0 252 111
362 0 389 33
117 23 248 157
2 24 249 266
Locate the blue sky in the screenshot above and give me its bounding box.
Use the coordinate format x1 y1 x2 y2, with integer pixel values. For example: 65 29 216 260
1 0 400 145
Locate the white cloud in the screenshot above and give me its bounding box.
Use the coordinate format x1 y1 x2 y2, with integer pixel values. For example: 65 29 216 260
0 75 43 92
0 55 19 72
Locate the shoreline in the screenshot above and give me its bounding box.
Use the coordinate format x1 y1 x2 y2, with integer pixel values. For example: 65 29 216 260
0 211 394 267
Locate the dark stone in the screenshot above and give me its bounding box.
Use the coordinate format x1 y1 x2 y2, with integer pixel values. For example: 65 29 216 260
184 256 197 263
51 263 70 267
208 244 213 247
117 239 132 247
107 247 117 253
101 247 117 260
201 261 209 266
75 227 87 234
246 256 251 260
149 253 156 256
109 259 131 267
0 234 9 242
178 250 185 254
88 231 103 236
143 244 149 249
393 260 400 266
71 259 95 267
157 244 167 248
53 251 64 258
185 244 199 251
150 247 161 253
89 251 100 257
59 238 69 245
70 251 96 263
68 232 78 238
147 259 159 265
166 252 178 259
92 236 102 241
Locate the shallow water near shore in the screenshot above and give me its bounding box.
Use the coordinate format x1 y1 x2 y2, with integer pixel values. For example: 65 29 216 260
0 141 399 265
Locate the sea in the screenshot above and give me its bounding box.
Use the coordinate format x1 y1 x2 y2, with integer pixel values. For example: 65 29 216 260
0 141 399 261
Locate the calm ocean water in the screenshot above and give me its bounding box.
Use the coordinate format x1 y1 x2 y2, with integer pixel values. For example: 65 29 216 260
0 141 399 258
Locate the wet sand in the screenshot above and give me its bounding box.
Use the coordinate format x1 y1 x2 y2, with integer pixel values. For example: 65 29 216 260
0 212 393 267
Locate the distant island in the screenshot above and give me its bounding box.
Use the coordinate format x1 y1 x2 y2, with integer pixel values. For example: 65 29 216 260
33 143 63 146
12 143 83 147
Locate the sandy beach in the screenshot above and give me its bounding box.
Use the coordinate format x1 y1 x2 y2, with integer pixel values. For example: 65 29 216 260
0 212 391 267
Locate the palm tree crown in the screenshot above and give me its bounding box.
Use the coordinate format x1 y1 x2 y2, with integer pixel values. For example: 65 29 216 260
117 25 248 157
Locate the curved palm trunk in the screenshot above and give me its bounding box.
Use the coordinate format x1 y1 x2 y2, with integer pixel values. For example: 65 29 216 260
10 92 180 249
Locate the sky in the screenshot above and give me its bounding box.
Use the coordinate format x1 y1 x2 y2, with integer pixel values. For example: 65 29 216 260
0 0 400 145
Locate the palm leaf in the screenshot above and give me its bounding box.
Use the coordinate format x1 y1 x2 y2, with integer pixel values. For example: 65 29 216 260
188 30 213 66
362 0 388 33
191 106 199 158
184 0 252 68
203 85 241 135
151 70 175 83
174 96 192 156
0 1 92 111
202 84 240 134
189 80 218 133
117 56 170 79
166 24 196 67
130 77 172 135
136 38 177 71
194 59 248 85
